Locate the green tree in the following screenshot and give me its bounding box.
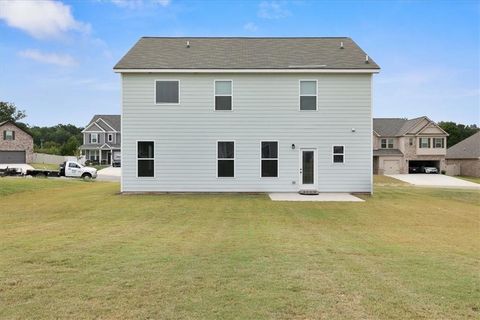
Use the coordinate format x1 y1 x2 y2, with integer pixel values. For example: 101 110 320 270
0 101 27 122
60 136 80 156
438 121 479 147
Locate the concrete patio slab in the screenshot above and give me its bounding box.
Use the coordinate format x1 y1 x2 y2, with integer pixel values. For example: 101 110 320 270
269 192 364 202
387 174 480 189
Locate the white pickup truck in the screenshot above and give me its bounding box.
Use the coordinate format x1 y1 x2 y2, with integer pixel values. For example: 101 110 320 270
62 161 98 179
23 160 98 179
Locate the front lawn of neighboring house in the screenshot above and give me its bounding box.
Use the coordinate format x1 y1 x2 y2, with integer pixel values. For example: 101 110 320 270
0 178 478 319
29 163 59 170
456 176 480 184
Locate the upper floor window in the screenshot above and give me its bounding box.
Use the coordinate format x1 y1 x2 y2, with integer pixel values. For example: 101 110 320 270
299 80 317 111
217 141 235 178
261 141 278 177
155 80 179 104
381 138 394 149
419 137 430 148
215 80 232 111
137 141 154 177
333 145 345 163
433 137 444 148
90 133 98 144
108 133 113 142
3 130 14 140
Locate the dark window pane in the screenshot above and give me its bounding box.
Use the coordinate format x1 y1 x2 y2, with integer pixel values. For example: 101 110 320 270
302 151 314 184
261 142 278 158
261 160 278 177
300 96 316 110
218 160 234 177
156 81 179 103
138 141 154 158
215 96 232 110
218 142 234 158
138 159 154 177
333 146 344 154
333 155 344 163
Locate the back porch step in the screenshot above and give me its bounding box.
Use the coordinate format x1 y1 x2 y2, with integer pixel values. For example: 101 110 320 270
299 189 320 195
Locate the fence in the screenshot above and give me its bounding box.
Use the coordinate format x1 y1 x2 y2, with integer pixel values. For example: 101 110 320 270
32 153 83 165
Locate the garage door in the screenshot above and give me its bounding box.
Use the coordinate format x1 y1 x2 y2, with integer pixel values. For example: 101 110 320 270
384 160 400 174
0 151 26 164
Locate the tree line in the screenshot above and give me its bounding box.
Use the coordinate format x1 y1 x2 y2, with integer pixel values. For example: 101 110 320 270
1 101 83 156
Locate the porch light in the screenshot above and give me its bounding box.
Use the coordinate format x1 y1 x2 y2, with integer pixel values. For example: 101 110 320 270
291 144 296 150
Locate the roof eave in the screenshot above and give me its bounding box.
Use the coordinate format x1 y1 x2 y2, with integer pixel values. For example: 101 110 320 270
113 68 380 74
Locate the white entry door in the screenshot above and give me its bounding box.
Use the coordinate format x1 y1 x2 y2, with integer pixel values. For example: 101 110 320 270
300 149 317 189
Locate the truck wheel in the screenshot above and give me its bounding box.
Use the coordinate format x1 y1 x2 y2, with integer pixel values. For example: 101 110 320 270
82 173 92 180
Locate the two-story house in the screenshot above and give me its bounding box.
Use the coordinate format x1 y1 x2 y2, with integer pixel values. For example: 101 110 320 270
114 37 380 193
373 117 448 174
79 115 121 165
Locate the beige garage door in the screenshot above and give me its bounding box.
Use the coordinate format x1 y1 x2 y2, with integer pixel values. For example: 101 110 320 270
384 160 400 174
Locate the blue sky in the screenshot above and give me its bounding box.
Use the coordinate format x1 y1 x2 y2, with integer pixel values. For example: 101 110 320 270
0 0 478 127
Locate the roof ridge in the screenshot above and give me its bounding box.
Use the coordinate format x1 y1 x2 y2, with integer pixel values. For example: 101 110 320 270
140 36 351 39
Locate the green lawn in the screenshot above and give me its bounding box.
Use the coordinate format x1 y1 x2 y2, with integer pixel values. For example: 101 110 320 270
456 176 480 184
0 178 479 319
29 163 60 170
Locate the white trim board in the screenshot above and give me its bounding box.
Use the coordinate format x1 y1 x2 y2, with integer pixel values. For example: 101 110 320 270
115 68 380 74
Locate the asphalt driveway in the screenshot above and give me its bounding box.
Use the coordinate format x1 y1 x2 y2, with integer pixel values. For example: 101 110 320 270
387 174 480 189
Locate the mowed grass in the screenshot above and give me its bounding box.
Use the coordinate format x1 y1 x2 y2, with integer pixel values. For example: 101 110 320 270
0 178 479 319
457 176 480 184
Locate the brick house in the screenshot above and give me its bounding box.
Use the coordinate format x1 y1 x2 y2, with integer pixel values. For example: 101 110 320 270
0 120 34 163
373 117 448 174
446 131 480 177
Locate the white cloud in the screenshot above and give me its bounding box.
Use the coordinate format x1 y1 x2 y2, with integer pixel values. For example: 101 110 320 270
244 22 258 32
0 0 90 40
19 49 77 67
109 0 170 8
258 1 290 19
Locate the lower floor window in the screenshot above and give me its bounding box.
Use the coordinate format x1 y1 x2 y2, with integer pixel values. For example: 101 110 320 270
261 141 278 177
333 145 345 163
138 141 154 177
217 141 235 177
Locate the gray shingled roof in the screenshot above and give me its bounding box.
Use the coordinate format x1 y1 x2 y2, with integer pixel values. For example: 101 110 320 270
87 115 121 131
373 149 403 156
446 131 480 159
114 37 379 70
373 117 429 137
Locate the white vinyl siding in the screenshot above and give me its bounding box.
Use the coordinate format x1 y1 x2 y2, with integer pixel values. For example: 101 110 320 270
121 73 372 193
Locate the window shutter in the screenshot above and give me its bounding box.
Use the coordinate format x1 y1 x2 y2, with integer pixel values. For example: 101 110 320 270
3 131 5 140
12 131 15 140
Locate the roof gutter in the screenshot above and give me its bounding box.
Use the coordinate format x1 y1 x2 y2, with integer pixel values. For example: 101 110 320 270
113 68 380 74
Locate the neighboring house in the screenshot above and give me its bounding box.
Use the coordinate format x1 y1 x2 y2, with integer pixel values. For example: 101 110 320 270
79 115 121 165
446 131 480 177
114 37 380 193
373 116 448 175
0 120 34 164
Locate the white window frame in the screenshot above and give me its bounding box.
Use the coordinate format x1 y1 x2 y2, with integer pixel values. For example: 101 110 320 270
91 133 99 144
419 137 430 148
381 138 394 149
107 133 113 143
154 80 180 105
216 140 235 178
260 140 279 178
4 130 14 140
214 80 233 111
136 140 155 178
433 137 444 148
332 145 345 164
299 79 318 111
